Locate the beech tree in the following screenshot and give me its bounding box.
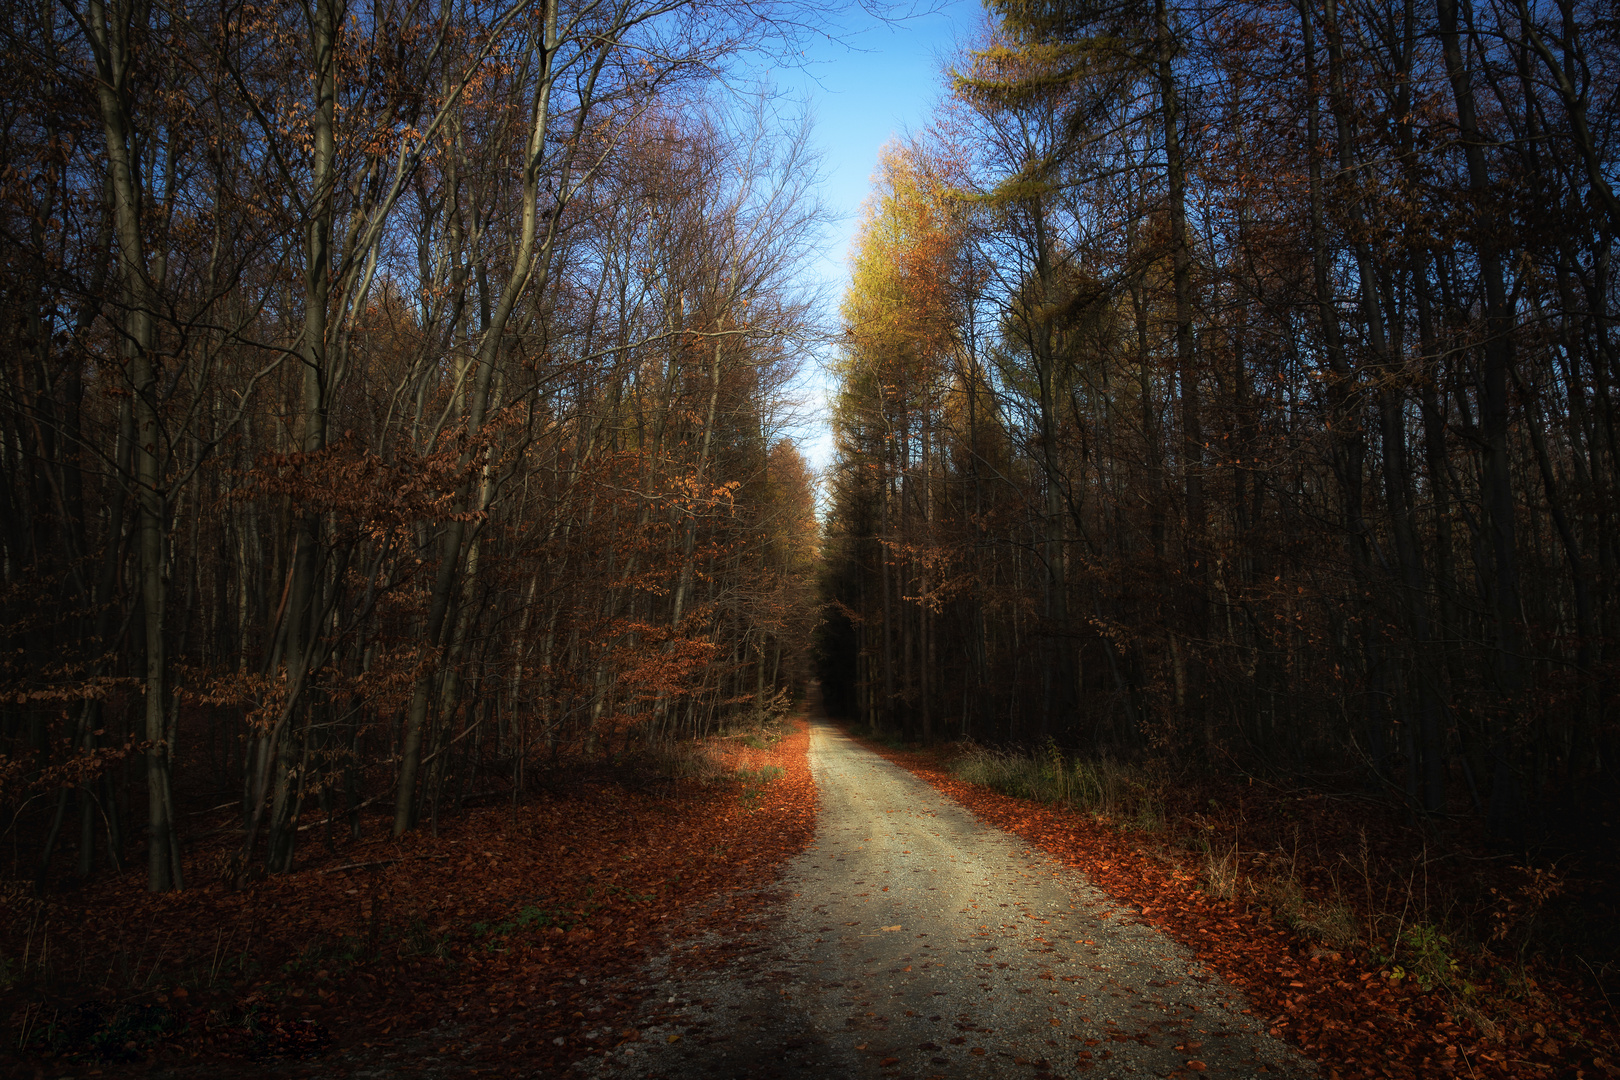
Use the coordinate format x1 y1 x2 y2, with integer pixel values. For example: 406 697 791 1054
0 0 826 890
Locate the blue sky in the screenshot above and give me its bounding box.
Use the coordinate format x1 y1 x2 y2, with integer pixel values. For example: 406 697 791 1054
769 0 984 473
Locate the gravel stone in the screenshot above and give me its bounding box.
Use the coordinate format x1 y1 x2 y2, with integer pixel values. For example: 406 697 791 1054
588 720 1317 1079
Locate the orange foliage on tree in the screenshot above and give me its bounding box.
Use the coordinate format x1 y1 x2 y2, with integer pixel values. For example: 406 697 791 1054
0 0 825 893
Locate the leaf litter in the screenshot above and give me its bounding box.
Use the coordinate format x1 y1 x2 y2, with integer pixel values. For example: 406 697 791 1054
0 718 818 1076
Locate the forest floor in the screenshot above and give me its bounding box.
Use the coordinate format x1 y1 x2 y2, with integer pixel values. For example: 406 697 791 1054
1 717 818 1078
4 700 1617 1080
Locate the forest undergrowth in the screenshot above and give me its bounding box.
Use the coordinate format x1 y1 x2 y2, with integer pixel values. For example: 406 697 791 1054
0 716 817 1076
852 731 1620 1080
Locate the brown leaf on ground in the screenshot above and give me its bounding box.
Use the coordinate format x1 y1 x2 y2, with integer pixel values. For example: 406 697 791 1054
2 718 818 1076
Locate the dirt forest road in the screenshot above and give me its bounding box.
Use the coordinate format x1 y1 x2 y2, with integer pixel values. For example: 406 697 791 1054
590 719 1314 1080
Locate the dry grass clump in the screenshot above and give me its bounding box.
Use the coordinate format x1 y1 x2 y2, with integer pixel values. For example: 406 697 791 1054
640 738 729 782
947 741 1161 827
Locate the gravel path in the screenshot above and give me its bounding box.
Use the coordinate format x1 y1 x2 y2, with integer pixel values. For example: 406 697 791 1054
589 720 1315 1080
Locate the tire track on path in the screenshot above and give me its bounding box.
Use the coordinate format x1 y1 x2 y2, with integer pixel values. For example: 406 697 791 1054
590 718 1315 1079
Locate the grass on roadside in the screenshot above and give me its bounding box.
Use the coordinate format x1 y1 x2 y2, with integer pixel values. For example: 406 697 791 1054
865 730 1619 1075
947 739 1162 829
843 722 918 750
933 734 1608 1048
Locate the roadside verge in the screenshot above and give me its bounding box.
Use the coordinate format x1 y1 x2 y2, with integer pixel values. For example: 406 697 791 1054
844 733 1612 1080
3 717 818 1076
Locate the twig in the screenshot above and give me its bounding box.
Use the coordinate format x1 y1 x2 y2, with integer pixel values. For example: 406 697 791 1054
1578 956 1619 1051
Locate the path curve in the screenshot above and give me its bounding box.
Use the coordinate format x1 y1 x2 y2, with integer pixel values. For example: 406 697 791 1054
591 718 1315 1079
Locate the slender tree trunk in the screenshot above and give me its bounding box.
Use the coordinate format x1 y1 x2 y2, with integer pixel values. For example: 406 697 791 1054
1436 0 1526 838
88 0 181 891
396 0 561 834
1156 0 1204 732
